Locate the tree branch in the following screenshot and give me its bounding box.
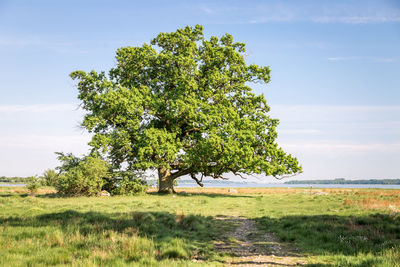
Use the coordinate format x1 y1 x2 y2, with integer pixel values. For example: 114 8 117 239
170 168 192 180
190 173 204 187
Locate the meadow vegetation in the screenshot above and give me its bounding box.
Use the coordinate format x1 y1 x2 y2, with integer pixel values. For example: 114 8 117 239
0 187 399 266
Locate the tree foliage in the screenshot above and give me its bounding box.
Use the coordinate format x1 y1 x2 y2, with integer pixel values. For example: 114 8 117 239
70 25 301 193
26 176 41 194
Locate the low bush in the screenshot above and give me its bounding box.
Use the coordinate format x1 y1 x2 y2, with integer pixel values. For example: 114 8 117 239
55 153 109 196
106 171 148 196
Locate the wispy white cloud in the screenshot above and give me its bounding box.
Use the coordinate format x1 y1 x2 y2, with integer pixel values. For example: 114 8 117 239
277 140 400 179
282 142 400 153
312 14 400 24
197 2 400 25
270 105 400 150
0 104 91 176
0 35 74 47
1 104 399 177
0 104 78 113
0 35 140 54
0 35 91 54
327 57 398 62
327 57 358 61
373 57 397 63
271 105 400 113
200 6 214 14
0 134 91 150
0 134 91 176
279 129 322 135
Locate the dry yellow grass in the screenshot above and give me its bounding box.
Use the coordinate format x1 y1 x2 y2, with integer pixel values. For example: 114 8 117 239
0 188 57 194
359 198 400 211
173 187 400 213
171 187 400 196
172 187 310 194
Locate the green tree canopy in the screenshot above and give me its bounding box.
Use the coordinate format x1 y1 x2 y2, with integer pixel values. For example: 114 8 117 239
71 25 301 193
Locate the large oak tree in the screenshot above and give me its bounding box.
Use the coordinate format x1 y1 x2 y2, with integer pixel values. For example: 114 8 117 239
71 25 301 193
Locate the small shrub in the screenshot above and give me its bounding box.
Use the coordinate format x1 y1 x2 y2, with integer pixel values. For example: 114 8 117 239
55 153 109 196
26 176 41 194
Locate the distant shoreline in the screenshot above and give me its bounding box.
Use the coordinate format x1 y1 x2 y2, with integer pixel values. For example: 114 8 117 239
2 181 400 190
0 183 26 187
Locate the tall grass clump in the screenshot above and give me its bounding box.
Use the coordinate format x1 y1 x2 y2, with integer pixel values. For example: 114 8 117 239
42 169 58 187
121 236 156 261
160 238 191 259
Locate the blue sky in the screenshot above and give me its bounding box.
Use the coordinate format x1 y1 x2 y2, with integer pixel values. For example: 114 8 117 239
0 0 399 180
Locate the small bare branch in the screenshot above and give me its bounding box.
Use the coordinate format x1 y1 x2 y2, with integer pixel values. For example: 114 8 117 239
211 173 229 180
273 173 298 180
232 171 247 180
190 174 204 187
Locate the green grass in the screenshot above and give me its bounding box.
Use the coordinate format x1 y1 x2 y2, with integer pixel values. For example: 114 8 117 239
0 187 399 266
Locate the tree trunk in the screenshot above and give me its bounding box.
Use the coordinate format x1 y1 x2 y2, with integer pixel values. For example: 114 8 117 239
158 167 175 194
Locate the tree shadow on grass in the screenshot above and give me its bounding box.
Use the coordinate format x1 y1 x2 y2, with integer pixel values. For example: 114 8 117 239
1 210 213 238
0 191 254 199
0 193 29 198
147 191 254 198
0 209 228 261
0 190 59 198
0 193 74 199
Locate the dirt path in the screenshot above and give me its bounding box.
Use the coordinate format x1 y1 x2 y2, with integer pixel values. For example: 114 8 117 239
214 216 308 266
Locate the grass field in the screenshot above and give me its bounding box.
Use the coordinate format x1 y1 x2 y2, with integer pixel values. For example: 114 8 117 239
0 187 399 266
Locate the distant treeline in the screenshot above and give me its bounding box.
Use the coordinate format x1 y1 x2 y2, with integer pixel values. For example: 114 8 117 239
284 178 400 185
0 176 30 183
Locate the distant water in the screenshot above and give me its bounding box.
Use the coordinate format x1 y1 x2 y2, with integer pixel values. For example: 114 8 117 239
0 184 26 187
175 180 400 189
